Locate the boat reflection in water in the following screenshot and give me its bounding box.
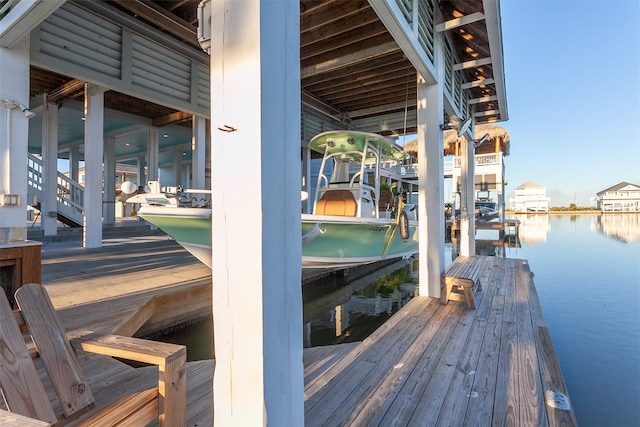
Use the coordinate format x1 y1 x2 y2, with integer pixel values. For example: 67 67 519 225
302 259 417 348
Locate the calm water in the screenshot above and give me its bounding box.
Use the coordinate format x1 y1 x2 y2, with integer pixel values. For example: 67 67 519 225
501 214 640 427
165 213 640 426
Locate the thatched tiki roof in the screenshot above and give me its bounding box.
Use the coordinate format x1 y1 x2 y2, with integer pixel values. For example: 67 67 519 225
403 124 510 158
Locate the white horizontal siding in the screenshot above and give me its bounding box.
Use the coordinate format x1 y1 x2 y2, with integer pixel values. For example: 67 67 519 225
32 2 209 117
39 5 122 78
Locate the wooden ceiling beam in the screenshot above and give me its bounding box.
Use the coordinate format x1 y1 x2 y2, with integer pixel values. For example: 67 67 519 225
454 57 492 71
47 78 86 104
152 111 193 127
327 83 416 107
303 51 408 85
347 100 417 120
469 95 498 105
336 86 415 109
301 0 367 33
436 12 485 32
302 22 389 59
311 66 415 98
462 78 495 90
110 0 198 46
301 40 400 78
305 61 413 94
301 7 380 47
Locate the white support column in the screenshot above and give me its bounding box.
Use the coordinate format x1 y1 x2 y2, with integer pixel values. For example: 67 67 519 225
82 83 105 248
0 35 30 243
146 128 159 182
210 1 303 425
301 147 311 213
459 136 476 256
136 154 145 187
498 154 505 222
42 98 59 236
69 146 80 182
173 149 182 186
192 115 206 189
416 70 445 298
103 137 115 225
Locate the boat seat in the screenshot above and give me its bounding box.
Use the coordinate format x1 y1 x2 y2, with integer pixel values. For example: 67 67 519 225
315 190 357 217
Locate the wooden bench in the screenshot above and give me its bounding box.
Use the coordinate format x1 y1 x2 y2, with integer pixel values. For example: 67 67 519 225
0 283 186 426
440 256 485 309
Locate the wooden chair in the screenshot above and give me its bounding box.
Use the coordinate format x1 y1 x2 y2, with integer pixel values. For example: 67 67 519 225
0 283 186 426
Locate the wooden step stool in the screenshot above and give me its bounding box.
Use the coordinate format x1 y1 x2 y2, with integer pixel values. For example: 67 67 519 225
441 256 485 309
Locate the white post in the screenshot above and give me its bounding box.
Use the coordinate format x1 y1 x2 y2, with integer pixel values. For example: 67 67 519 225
416 70 445 297
301 147 311 213
69 146 80 182
42 98 59 236
82 83 105 248
210 1 303 425
103 137 115 225
136 154 145 187
173 149 182 186
191 115 206 189
146 127 159 182
459 136 476 256
0 35 30 243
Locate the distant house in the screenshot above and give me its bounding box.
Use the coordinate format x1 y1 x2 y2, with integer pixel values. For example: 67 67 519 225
511 182 550 213
595 182 640 212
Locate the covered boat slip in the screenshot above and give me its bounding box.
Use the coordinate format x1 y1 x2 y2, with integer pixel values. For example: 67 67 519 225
303 256 576 426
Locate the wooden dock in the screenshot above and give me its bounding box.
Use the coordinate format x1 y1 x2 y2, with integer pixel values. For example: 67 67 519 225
303 256 576 426
12 230 573 426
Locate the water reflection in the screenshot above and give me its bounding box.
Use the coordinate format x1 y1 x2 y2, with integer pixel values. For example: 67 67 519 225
595 213 640 243
515 213 640 244
302 259 417 348
515 213 550 244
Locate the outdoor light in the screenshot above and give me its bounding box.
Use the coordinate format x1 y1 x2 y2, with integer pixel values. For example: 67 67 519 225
474 133 490 148
0 98 35 119
440 115 472 137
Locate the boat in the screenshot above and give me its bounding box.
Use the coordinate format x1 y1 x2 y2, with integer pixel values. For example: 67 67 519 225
124 182 213 267
475 197 499 222
125 130 419 270
301 130 419 268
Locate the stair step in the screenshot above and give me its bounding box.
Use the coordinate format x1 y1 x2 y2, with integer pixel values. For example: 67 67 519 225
27 223 165 242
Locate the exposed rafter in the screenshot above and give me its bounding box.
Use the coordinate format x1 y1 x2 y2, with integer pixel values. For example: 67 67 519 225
436 11 485 32
110 0 198 47
152 112 193 127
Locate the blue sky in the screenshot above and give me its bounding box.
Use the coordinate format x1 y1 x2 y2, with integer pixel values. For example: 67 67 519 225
499 0 640 206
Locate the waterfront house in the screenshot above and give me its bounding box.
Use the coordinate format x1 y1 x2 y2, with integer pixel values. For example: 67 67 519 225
511 181 550 213
595 181 640 212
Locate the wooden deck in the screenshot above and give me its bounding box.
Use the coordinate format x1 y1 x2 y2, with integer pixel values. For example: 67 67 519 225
18 234 573 426
303 256 576 426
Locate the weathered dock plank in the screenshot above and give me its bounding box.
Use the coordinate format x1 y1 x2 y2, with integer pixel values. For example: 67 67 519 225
303 256 576 427
26 236 572 426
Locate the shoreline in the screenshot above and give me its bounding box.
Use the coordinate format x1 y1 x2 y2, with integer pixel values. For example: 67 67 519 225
507 210 629 215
